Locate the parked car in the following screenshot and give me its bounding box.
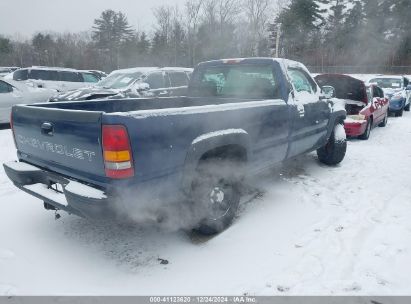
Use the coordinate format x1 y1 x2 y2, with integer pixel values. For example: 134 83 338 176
49 67 193 102
79 71 102 84
0 67 20 77
4 67 95 92
315 74 389 140
0 78 56 124
4 58 347 235
368 75 411 117
81 70 107 80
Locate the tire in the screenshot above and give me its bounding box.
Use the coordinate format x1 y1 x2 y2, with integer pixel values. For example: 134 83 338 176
396 109 404 117
379 113 388 127
317 123 347 166
359 119 371 140
405 103 410 112
191 159 242 235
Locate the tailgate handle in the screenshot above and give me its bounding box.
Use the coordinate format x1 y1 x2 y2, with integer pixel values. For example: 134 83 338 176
41 122 54 136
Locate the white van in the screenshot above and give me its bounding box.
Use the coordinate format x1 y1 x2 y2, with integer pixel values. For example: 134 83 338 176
4 67 99 92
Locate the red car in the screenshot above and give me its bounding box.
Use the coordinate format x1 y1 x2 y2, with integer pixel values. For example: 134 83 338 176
315 74 389 140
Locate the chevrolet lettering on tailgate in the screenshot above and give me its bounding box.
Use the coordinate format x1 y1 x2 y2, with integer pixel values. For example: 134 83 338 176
16 134 96 162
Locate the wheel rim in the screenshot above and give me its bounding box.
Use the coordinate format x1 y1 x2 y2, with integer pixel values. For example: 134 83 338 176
207 182 233 220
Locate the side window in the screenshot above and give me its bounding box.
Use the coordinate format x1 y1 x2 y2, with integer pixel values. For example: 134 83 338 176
0 81 12 93
82 73 99 83
288 68 317 94
59 71 82 82
30 70 58 81
168 72 189 87
145 72 165 89
13 69 29 81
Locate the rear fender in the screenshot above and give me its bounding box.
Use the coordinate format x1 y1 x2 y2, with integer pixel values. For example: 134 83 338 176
180 130 251 194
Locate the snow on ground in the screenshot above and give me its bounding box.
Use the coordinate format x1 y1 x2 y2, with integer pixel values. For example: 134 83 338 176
1 114 411 296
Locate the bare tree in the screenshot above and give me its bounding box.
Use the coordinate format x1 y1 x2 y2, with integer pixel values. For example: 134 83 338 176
185 0 204 65
153 5 173 44
217 0 241 29
243 0 272 55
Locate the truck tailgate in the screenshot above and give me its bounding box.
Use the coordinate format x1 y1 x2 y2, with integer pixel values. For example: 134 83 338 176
12 105 106 185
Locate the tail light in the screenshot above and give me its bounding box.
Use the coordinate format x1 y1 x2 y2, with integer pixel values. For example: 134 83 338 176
102 125 134 179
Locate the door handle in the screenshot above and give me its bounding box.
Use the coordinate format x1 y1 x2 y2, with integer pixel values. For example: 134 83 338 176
41 122 54 136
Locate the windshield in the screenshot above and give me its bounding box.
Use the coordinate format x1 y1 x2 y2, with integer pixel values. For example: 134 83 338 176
190 64 279 98
369 78 403 89
96 71 143 89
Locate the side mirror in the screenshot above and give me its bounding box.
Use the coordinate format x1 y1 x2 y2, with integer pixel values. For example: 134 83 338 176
406 85 411 91
321 85 336 99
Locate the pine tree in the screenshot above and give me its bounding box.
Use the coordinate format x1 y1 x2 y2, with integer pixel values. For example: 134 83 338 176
0 37 12 55
137 32 150 56
151 31 168 66
275 0 329 61
32 33 55 65
92 10 135 69
387 0 411 65
324 0 347 64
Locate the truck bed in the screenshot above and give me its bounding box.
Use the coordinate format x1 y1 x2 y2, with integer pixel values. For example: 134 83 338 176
12 96 290 195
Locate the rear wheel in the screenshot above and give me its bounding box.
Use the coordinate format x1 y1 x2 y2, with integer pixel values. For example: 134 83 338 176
191 159 242 235
317 123 347 166
378 113 388 127
359 119 371 140
405 103 410 112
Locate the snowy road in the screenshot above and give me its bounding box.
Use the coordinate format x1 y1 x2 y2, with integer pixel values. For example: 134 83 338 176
1 114 411 296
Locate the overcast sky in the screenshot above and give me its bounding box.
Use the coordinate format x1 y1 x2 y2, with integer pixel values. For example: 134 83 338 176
0 0 186 37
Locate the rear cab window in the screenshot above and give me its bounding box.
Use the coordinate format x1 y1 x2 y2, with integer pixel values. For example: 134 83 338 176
190 64 280 99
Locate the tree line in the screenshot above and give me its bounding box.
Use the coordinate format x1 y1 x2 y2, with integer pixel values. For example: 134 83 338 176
275 0 411 72
0 0 410 73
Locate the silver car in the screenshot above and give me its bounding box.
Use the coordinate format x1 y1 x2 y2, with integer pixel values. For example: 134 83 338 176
0 78 56 124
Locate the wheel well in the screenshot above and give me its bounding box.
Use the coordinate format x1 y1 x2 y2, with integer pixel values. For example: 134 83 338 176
199 144 247 163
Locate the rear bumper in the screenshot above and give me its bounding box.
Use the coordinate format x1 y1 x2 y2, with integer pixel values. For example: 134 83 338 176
3 161 113 219
344 121 367 137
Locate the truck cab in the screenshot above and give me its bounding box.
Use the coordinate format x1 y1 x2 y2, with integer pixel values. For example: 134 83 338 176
4 58 347 235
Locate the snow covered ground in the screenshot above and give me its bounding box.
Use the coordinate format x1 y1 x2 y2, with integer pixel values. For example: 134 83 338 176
1 113 411 296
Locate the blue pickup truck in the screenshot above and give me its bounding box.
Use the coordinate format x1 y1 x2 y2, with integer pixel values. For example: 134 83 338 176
4 58 347 235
